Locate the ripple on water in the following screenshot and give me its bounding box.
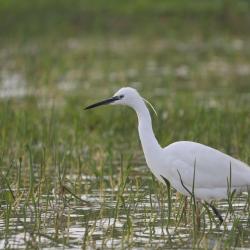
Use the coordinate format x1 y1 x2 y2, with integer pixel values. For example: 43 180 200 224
1 175 250 249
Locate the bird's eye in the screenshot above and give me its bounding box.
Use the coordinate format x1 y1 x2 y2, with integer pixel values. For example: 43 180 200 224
119 94 124 99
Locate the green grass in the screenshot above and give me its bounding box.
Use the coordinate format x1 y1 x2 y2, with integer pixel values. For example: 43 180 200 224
0 0 250 249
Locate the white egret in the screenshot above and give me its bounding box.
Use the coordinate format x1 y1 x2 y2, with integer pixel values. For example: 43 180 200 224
85 87 250 224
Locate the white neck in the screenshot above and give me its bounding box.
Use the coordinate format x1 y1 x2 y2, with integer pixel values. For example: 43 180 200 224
133 99 162 169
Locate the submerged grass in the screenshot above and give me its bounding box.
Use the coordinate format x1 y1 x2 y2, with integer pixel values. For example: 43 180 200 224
0 0 250 249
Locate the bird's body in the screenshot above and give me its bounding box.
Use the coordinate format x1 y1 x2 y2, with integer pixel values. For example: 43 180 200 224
130 90 250 201
85 87 250 220
158 141 250 201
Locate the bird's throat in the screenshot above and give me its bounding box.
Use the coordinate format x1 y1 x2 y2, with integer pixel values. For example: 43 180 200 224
136 101 162 171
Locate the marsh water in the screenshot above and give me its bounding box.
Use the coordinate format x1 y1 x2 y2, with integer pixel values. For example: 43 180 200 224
0 37 250 247
1 1 250 248
1 158 250 249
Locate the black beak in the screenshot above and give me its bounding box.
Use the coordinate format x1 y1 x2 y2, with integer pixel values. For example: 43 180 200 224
85 96 120 110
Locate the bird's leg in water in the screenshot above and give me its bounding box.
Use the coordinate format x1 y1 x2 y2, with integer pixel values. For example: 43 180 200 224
177 170 223 225
160 175 172 225
206 202 223 225
177 170 202 228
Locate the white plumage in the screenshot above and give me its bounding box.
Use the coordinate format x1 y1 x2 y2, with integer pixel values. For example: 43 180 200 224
162 141 250 201
85 87 250 221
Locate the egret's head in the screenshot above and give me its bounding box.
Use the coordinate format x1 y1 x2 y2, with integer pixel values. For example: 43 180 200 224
85 87 142 110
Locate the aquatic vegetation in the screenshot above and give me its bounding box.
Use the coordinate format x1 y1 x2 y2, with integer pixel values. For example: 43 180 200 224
0 0 250 248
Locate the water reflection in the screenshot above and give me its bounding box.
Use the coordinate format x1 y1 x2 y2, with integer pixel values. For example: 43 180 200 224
1 173 250 249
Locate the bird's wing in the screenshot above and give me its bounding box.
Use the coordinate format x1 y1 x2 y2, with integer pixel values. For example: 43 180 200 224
169 157 250 191
164 141 250 189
